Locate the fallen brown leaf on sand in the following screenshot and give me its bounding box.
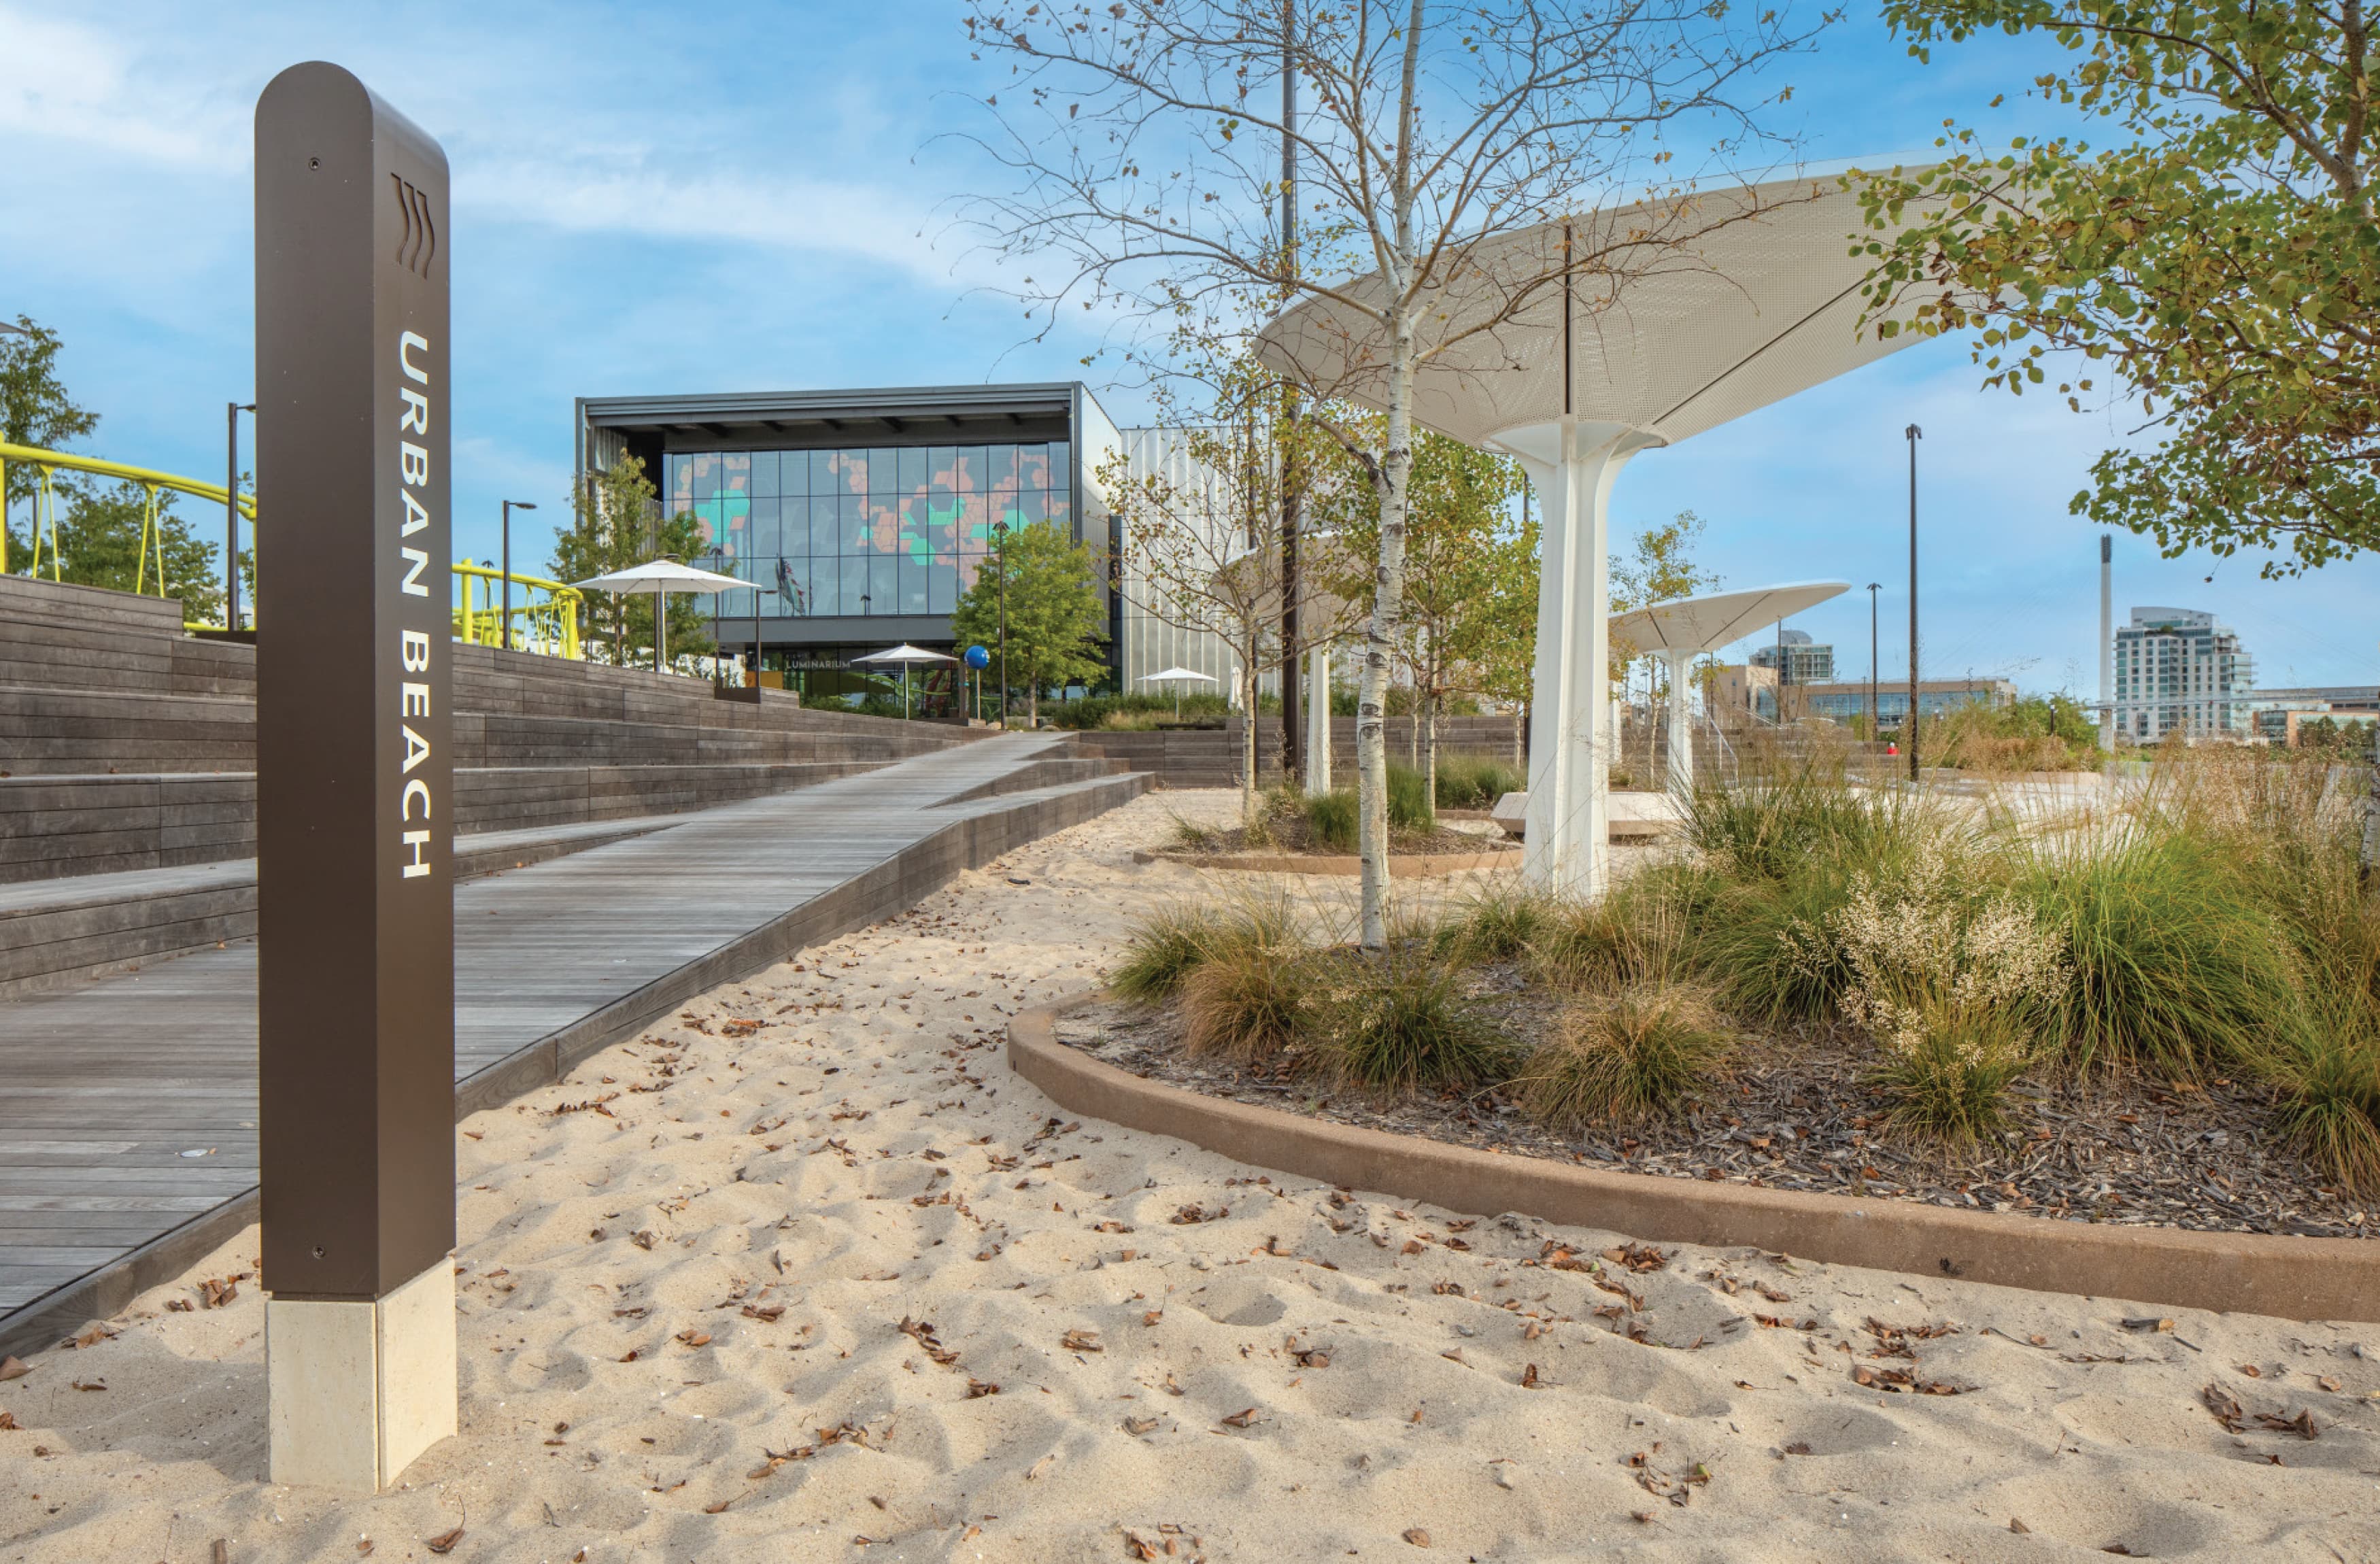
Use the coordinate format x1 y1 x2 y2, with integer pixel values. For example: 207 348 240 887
0 1357 29 1382
1221 1408 1261 1429
2254 1408 2318 1440
703 1499 730 1514
1123 1416 1159 1435
426 1527 464 1555
965 1378 1000 1398
1401 1527 1431 1547
1142 1310 1163 1327
1603 1243 1667 1272
0 1412 16 1431
1061 1329 1103 1353
1520 1363 1541 1389
2202 1384 2245 1433
70 1379 106 1392
68 1322 118 1348
741 1304 784 1323
675 1330 711 1348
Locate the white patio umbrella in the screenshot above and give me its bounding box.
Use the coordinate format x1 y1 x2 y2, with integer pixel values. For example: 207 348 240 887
571 558 749 674
1136 665 1218 719
1257 165 1941 898
1610 581 1850 789
851 643 958 719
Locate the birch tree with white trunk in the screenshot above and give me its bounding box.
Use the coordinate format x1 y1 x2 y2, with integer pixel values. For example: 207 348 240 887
959 0 1822 945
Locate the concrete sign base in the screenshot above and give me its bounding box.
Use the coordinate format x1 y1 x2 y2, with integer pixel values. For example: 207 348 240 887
266 1260 457 1494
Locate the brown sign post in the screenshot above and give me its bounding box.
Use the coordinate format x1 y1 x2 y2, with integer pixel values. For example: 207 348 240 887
255 61 458 1494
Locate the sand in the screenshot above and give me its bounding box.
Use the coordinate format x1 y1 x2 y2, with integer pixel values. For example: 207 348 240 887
3 789 2377 1563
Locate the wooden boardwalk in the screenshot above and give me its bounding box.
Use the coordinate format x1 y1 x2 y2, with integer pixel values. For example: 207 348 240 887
0 733 1136 1351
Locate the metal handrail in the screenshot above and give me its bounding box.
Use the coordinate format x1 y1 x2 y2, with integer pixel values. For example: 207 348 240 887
0 441 256 590
453 561 583 661
5 441 583 662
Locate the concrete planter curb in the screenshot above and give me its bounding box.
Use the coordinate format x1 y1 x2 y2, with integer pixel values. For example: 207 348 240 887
1130 847 1523 877
1008 997 2380 1325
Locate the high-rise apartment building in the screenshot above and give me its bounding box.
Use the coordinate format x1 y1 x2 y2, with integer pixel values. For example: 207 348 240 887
2112 607 2255 741
1747 628 1835 685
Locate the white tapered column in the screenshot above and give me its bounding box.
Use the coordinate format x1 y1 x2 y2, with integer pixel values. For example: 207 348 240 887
1306 644 1332 794
1663 649 1694 792
1520 421 1656 898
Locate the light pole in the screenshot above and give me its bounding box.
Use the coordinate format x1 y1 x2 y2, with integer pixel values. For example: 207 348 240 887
0 323 27 560
500 500 536 651
993 520 1011 730
228 401 256 631
1905 424 1922 783
1866 581 1882 745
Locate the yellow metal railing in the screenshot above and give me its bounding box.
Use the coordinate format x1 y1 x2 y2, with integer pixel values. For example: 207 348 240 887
6 441 583 661
453 561 583 660
0 441 254 594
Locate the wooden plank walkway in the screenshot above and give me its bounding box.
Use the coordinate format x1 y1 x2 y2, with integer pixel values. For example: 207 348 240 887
0 732 1132 1350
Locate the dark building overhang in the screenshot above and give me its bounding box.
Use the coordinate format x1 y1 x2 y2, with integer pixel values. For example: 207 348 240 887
579 384 1080 454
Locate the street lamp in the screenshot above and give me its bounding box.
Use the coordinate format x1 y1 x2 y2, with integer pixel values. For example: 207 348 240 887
1905 423 1922 783
991 520 1011 730
228 402 256 632
500 500 537 651
1866 581 1882 746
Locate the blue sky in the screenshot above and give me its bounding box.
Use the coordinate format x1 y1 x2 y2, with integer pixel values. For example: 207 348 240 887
4 1 2373 692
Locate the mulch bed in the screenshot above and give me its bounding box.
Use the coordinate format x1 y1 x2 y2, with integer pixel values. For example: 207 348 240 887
1055 986 2377 1242
1161 813 1503 860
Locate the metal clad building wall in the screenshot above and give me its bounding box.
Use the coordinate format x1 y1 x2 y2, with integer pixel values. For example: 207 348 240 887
1115 427 1242 700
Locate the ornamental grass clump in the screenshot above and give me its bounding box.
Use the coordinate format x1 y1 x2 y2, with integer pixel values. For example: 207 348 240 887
1165 891 1319 1064
1513 981 1732 1129
1320 955 1512 1093
1110 903 1225 1003
2021 828 2297 1076
2262 989 2380 1195
1112 891 1303 1005
1436 881 1552 964
1433 753 1525 810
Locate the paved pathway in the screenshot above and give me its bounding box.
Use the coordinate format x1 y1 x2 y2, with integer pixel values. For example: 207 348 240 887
0 733 1120 1344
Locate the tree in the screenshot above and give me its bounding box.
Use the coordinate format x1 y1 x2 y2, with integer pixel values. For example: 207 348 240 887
1467 487 1541 766
3 317 102 570
41 479 224 621
951 520 1108 724
1853 0 2377 578
1321 427 1527 804
964 0 1820 945
1852 0 2380 894
1104 340 1358 822
551 454 708 670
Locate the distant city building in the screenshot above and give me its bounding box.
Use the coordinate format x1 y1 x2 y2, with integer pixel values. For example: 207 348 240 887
1748 628 1835 685
1799 678 2015 728
2111 607 2254 741
2241 685 2380 747
1708 666 2013 726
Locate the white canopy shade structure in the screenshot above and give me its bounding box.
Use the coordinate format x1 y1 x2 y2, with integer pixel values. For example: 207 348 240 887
1612 581 1850 791
571 558 751 673
1257 165 1933 896
852 643 959 720
1137 665 1218 719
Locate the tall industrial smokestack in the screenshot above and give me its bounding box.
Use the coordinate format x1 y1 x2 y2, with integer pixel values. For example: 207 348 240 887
2098 533 2114 752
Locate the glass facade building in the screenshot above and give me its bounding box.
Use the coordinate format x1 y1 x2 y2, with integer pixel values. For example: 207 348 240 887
665 441 1071 622
574 384 1123 702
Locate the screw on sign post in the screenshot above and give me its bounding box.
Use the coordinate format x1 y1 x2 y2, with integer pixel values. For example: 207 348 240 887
254 61 458 1495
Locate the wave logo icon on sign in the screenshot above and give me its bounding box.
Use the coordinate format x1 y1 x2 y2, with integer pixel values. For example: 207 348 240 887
390 173 437 277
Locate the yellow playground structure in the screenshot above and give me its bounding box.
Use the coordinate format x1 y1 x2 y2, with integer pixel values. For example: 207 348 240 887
1 441 582 658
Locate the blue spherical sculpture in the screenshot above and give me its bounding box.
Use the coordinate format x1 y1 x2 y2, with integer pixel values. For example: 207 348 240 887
963 644 991 670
